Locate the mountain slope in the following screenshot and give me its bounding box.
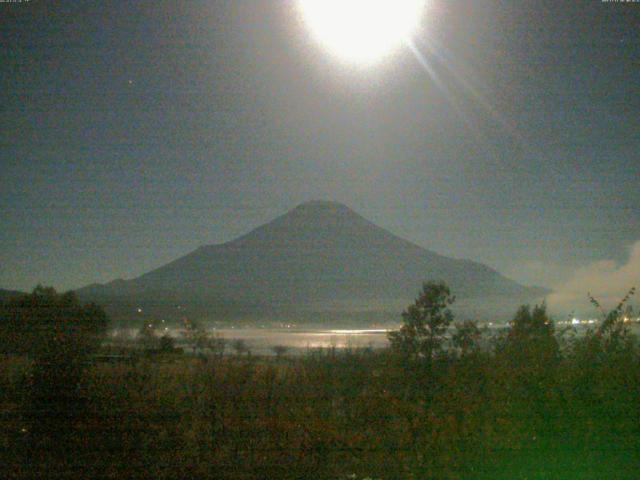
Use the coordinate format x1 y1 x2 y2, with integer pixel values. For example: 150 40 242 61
78 201 548 321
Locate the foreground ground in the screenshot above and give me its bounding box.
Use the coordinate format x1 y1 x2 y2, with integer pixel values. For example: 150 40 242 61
1 336 639 479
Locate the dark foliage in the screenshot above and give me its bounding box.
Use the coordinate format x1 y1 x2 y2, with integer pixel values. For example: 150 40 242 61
1 284 638 479
0 286 109 475
388 281 455 362
159 334 176 353
0 285 108 359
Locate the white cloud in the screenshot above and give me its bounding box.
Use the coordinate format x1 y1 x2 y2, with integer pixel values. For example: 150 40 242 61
547 241 640 315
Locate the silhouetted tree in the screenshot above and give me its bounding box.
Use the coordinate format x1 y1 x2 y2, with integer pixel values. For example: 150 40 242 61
452 320 482 357
502 303 559 365
388 281 455 362
494 303 560 431
159 334 176 353
0 286 108 359
183 317 210 354
591 287 636 353
0 286 109 442
569 288 637 384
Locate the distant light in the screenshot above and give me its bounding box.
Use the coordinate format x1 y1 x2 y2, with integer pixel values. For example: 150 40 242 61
137 308 142 313
571 318 580 325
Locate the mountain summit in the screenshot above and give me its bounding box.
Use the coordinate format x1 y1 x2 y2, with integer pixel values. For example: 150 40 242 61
78 201 548 322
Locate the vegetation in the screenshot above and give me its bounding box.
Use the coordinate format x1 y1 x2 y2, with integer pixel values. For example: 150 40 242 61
183 317 210 355
0 287 109 475
271 344 290 359
388 281 455 362
0 284 638 479
159 334 177 353
0 286 108 358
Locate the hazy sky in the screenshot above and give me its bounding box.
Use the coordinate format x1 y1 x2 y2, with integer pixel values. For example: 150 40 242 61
1 0 638 298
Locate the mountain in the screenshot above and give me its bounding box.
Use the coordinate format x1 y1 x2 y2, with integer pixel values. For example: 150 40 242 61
77 201 548 323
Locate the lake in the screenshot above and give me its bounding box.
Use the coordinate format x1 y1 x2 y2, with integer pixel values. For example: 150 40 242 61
209 327 391 355
108 322 640 356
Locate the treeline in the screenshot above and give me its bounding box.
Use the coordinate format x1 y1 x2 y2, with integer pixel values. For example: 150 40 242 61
1 284 639 479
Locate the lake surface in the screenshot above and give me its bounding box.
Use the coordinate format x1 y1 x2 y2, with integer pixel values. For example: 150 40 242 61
213 328 391 354
110 327 392 355
109 322 640 356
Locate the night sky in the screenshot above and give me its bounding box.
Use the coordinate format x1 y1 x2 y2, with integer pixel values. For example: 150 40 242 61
1 1 638 308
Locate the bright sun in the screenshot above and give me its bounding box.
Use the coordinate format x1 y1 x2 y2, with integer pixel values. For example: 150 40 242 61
298 0 425 65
